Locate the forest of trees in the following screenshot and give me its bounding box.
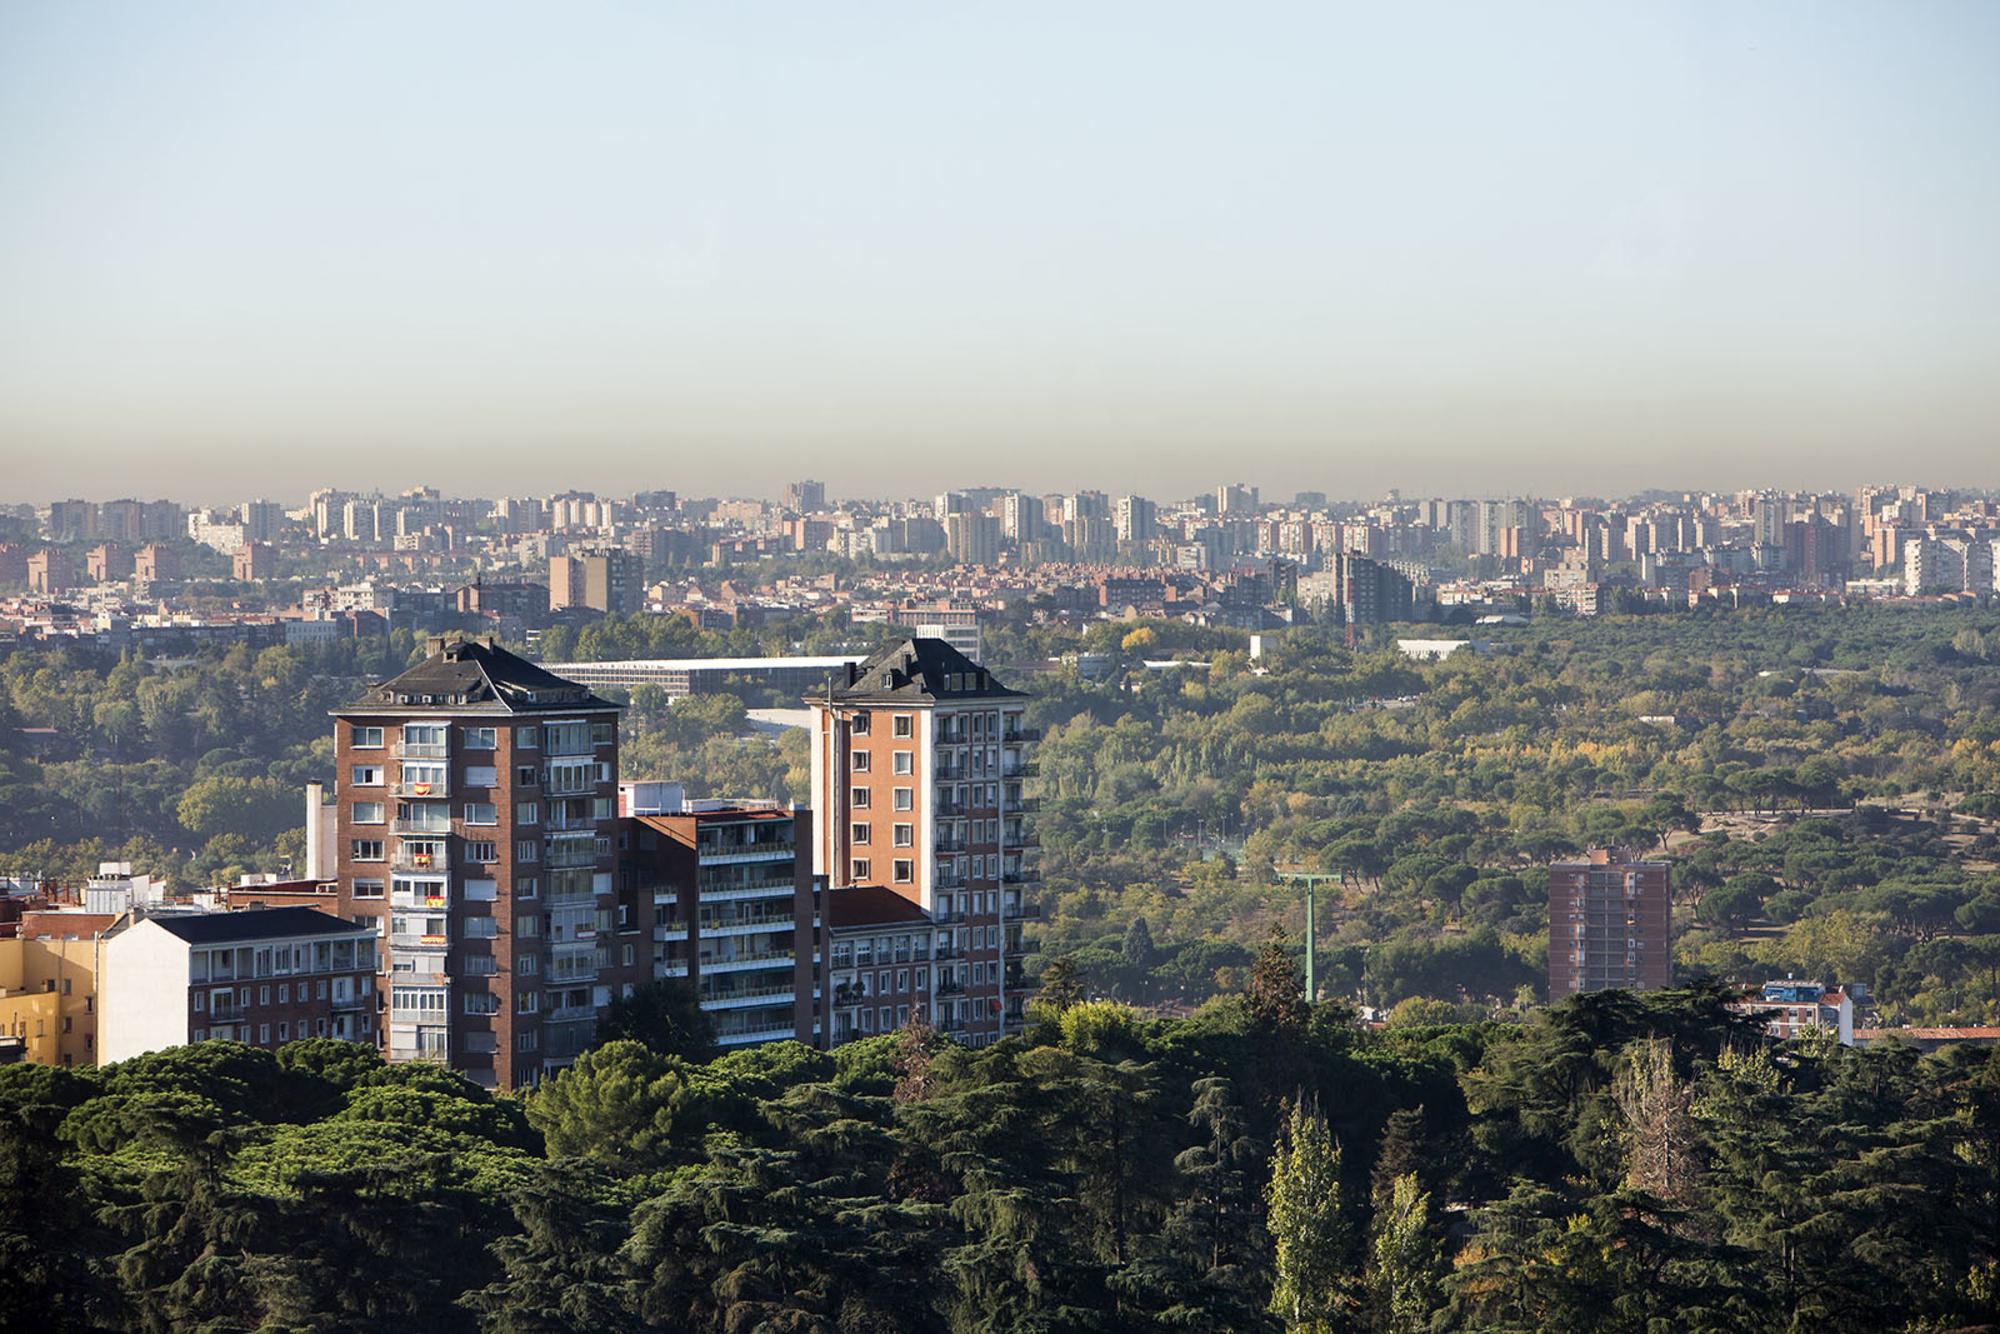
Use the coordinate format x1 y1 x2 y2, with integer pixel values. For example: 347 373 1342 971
5 604 2000 1022
5 966 1999 1332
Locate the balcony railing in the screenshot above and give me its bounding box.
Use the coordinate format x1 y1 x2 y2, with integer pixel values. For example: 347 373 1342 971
391 778 451 798
394 741 449 760
208 1003 247 1023
1004 727 1042 743
699 983 795 1008
391 845 450 872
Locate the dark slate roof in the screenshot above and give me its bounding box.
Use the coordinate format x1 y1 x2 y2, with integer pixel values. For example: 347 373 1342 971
827 884 934 930
817 637 1023 705
336 637 617 716
145 906 373 945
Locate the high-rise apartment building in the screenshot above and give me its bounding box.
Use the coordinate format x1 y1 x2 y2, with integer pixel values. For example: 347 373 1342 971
809 639 1039 1043
625 802 817 1048
1114 495 1157 545
786 480 827 513
332 638 642 1088
944 512 1000 567
550 548 645 615
1548 850 1671 999
1335 554 1416 625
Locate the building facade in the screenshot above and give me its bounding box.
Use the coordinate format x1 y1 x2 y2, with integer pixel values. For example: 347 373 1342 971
1548 849 1672 999
549 548 644 615
0 935 98 1067
98 908 378 1064
332 637 642 1088
624 803 818 1048
809 638 1039 1043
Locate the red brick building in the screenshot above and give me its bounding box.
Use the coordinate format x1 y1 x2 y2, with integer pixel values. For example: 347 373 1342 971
1548 849 1672 999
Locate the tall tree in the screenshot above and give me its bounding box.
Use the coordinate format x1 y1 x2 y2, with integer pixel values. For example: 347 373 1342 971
1266 1096 1354 1332
1368 1173 1444 1334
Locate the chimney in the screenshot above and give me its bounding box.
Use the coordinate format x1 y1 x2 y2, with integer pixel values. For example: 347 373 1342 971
304 782 326 880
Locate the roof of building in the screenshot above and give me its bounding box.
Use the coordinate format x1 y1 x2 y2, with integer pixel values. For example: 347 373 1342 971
827 885 933 930
815 637 1023 705
130 906 371 945
336 637 615 716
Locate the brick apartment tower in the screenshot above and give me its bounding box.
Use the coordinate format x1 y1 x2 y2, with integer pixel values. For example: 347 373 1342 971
1548 849 1672 1000
332 637 643 1088
810 638 1039 1043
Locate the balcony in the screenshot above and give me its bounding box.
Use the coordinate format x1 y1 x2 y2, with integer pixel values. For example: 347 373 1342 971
1012 796 1041 813
1003 897 1041 920
932 904 966 925
208 1003 247 1024
935 838 967 855
389 932 449 952
1004 727 1042 743
1002 761 1039 779
696 912 796 935
391 845 450 873
391 778 450 798
699 983 795 1010
936 978 964 996
545 840 606 869
394 741 449 760
695 844 796 866
546 1004 597 1024
698 950 796 973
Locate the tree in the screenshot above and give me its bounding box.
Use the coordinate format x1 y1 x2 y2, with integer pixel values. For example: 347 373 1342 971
1266 1096 1353 1332
1248 937 1307 1035
1369 1173 1444 1334
524 1041 721 1169
1612 1037 1700 1205
592 979 713 1062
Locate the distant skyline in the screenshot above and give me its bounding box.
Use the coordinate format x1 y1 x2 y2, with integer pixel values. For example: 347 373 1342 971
3 2 1996 500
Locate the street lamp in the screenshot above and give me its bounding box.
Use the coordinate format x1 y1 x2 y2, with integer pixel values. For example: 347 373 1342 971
1275 868 1345 1004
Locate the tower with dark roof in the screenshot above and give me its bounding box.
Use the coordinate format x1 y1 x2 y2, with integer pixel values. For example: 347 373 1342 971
330 636 643 1088
808 638 1040 1044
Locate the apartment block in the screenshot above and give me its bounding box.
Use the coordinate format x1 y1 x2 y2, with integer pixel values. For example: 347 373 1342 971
810 638 1040 1043
0 935 99 1067
549 548 644 615
624 803 818 1048
98 907 378 1064
1548 850 1672 999
332 637 643 1088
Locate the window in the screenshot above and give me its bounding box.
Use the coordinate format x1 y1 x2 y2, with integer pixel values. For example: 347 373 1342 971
851 859 871 882
894 787 913 811
351 765 383 786
851 751 871 773
897 968 909 993
466 840 497 863
894 752 914 775
465 802 497 825
277 1022 289 1042
850 822 871 846
517 876 538 900
464 727 497 749
258 1024 270 1044
518 766 538 785
851 787 871 809
516 802 539 825
515 915 541 937
351 840 384 862
851 712 870 735
894 823 914 847
464 993 500 1015
591 721 615 746
352 725 384 748
894 859 914 883
259 986 271 1005
464 917 499 939
352 801 385 825
278 983 290 1003
892 715 913 738
465 765 499 788
516 1032 539 1052
463 955 497 976
518 953 540 975
516 991 540 1014
516 726 539 748
517 840 540 862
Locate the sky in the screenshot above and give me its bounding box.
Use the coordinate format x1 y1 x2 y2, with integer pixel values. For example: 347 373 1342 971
1 1 1996 504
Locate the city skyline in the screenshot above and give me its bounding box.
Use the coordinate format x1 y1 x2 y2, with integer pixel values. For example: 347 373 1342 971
5 2 1997 499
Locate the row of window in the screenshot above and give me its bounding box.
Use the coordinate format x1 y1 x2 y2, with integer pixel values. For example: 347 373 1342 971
195 1015 361 1044
193 976 367 1008
351 722 614 751
849 713 914 738
850 749 913 775
848 786 915 811
351 837 597 863
848 858 914 884
850 822 916 847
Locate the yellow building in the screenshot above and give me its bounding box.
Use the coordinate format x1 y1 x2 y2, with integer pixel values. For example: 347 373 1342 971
0 935 101 1068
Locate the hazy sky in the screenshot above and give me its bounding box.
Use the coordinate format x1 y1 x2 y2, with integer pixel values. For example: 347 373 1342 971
2 2 1995 504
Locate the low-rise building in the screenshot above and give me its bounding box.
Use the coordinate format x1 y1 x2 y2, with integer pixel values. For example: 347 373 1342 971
98 908 378 1063
1727 979 1857 1045
0 935 99 1067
